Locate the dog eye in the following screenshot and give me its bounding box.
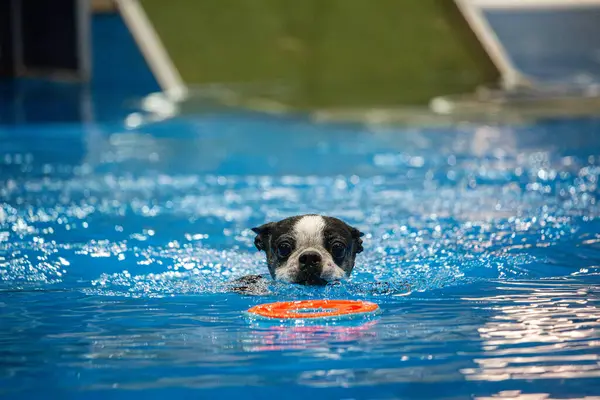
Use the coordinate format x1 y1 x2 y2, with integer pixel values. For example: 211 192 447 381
331 242 346 258
277 242 292 258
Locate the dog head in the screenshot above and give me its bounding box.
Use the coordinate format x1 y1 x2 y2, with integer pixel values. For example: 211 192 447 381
251 214 364 285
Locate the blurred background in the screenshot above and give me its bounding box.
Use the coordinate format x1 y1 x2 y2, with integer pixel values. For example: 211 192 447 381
136 0 498 108
2 0 600 122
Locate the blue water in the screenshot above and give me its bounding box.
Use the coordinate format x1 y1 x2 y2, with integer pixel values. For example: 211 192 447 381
1 100 600 399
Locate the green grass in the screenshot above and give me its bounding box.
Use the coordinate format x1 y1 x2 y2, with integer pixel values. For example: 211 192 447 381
141 0 498 108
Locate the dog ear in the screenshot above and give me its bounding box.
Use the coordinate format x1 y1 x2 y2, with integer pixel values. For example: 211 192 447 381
251 222 274 252
350 226 364 254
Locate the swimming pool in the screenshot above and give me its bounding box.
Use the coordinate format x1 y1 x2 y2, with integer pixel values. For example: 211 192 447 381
1 100 600 399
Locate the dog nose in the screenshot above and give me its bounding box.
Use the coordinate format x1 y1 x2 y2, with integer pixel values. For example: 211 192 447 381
299 251 322 268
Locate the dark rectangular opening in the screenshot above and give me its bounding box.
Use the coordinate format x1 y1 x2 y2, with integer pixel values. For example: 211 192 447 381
21 0 80 73
0 1 15 77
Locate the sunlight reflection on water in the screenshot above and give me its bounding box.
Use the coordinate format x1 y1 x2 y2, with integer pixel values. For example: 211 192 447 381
1 114 600 398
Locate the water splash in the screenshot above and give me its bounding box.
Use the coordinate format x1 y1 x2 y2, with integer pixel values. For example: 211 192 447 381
2 117 600 297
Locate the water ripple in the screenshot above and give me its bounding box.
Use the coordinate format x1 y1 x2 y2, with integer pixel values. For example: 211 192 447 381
2 115 600 398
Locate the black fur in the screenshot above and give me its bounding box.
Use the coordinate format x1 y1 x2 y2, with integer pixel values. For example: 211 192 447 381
230 215 364 294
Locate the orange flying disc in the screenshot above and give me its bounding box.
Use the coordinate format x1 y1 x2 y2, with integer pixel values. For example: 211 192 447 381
246 299 379 319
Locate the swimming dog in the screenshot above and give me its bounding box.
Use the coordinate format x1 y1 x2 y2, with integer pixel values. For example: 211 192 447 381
231 214 364 294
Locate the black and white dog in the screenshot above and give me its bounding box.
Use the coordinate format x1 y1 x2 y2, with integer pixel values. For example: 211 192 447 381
231 214 364 294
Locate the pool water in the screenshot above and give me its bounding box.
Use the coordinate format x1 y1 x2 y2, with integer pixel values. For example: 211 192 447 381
1 105 600 399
